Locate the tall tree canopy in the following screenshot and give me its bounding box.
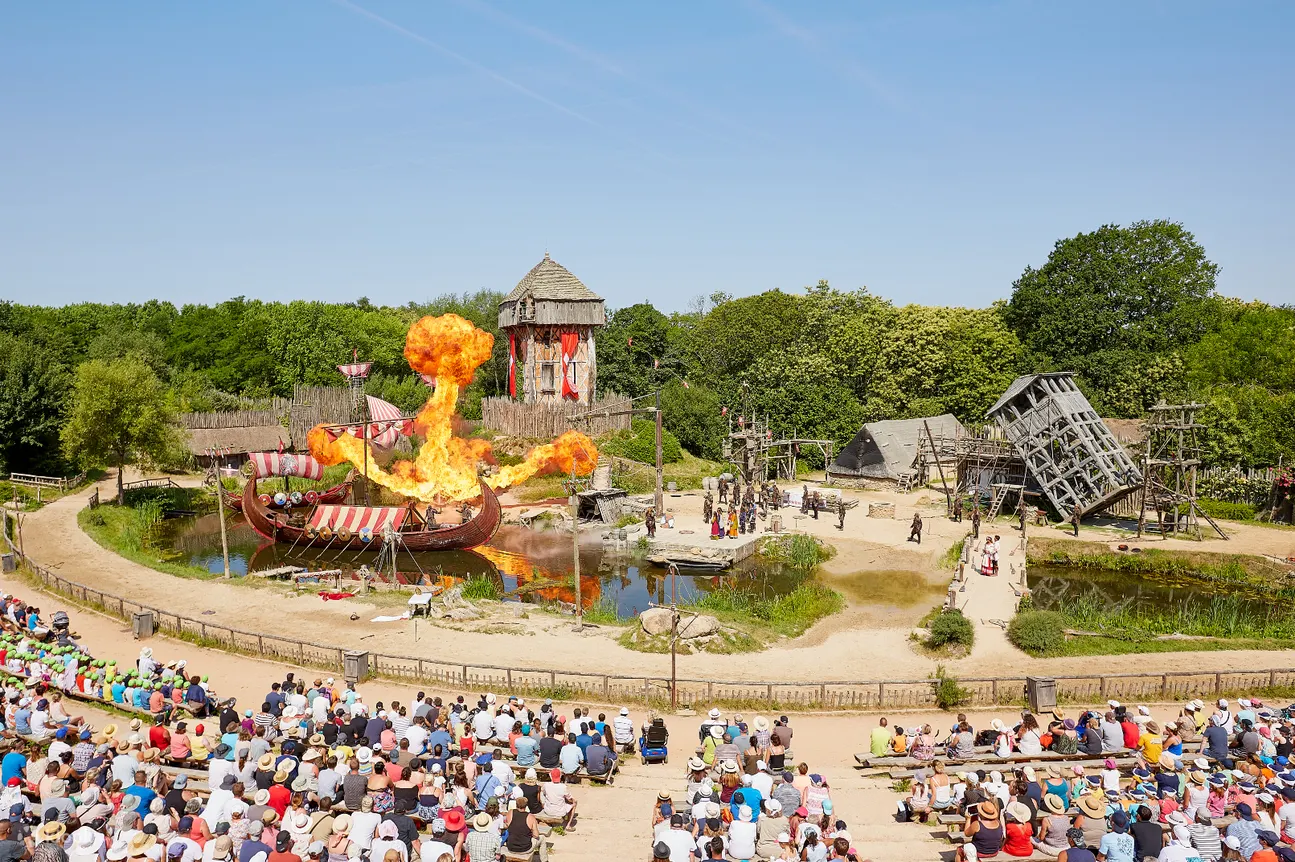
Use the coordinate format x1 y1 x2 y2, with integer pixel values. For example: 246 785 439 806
61 358 182 503
1003 219 1219 413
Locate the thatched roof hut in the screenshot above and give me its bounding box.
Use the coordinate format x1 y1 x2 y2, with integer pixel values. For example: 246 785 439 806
497 252 605 328
186 425 291 461
832 414 967 481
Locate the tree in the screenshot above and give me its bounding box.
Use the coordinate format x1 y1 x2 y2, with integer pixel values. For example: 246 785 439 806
660 380 723 459
61 358 182 504
598 304 680 397
0 335 70 475
1004 220 1218 410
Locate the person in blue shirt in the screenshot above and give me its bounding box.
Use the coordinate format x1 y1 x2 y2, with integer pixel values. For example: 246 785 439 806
1 747 27 787
133 686 149 710
575 728 593 758
427 727 452 757
220 725 240 760
111 680 126 704
185 676 208 717
514 734 539 767
123 770 157 812
13 705 31 736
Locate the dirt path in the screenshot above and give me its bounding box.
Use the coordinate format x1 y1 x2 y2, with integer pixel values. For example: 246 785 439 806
16 471 1295 685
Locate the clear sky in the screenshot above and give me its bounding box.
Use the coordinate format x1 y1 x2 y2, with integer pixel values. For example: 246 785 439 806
2 1 1290 311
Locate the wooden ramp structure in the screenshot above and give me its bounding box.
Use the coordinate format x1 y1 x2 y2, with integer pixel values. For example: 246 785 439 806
987 372 1142 519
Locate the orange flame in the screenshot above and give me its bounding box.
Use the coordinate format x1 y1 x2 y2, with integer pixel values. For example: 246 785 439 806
307 314 598 503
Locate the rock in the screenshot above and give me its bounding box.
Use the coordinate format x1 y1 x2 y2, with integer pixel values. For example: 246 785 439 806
911 628 929 641
510 605 528 618
639 607 674 636
445 607 480 621
678 614 720 639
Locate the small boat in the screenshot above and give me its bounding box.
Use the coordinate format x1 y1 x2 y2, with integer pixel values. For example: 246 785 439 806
241 475 502 553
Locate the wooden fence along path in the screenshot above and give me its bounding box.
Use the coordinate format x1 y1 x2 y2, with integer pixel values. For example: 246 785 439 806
480 392 632 439
4 472 87 492
12 540 1295 710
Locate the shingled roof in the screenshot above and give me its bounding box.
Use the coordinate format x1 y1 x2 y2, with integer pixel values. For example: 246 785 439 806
502 253 602 303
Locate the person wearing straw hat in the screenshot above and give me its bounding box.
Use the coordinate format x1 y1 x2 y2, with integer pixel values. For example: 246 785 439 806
1075 793 1107 850
958 799 1004 862
34 820 66 847
1034 793 1071 855
462 812 499 862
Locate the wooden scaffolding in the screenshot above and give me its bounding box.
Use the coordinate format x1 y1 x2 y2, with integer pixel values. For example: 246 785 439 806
1135 402 1228 540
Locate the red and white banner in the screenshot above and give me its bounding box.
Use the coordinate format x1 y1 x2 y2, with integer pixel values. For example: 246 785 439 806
365 396 413 449
309 504 407 534
508 332 517 399
560 332 580 400
336 362 372 379
249 452 325 481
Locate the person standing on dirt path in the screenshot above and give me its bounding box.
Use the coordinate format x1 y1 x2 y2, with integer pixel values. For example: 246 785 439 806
837 502 846 531
1018 498 1028 533
971 506 980 539
1070 506 1080 537
718 478 728 505
952 496 962 523
702 492 713 525
908 513 923 544
645 508 656 539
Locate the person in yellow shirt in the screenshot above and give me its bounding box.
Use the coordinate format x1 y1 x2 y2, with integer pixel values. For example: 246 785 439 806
869 718 891 758
1138 720 1163 764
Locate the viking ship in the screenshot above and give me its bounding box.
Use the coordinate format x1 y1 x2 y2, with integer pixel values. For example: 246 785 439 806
220 452 355 513
240 474 502 552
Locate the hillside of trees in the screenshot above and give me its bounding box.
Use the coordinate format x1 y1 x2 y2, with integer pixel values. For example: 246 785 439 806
2 219 1292 477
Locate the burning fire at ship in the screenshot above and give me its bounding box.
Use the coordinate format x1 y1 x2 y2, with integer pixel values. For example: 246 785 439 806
307 314 598 503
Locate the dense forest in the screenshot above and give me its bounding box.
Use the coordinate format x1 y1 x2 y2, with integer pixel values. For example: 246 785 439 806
2 219 1292 476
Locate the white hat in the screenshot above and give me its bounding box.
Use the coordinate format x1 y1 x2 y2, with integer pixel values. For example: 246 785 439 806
708 708 721 719
1173 824 1193 844
765 800 782 815
1240 699 1252 708
709 725 723 739
619 708 629 716
486 693 496 705
1108 700 1121 708
776 833 790 844
1225 836 1242 851
1192 699 1205 711
1184 702 1198 712
1218 698 1229 707
1137 706 1151 716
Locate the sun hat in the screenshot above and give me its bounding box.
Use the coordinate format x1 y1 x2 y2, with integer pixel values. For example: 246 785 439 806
331 814 351 835
471 812 492 832
1043 794 1066 815
754 716 770 732
35 822 66 844
254 789 271 806
687 757 705 771
1005 801 1031 824
128 833 157 856
709 725 723 739
257 754 274 769
652 843 670 860
708 708 721 719
107 845 129 861
1078 796 1105 818
1159 753 1177 771
977 799 999 819
990 719 1006 732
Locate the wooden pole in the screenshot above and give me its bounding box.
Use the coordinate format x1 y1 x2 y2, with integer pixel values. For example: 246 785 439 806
211 448 232 579
923 420 952 515
570 493 583 630
655 391 664 514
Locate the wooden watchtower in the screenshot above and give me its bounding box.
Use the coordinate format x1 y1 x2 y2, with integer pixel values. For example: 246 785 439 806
498 253 605 406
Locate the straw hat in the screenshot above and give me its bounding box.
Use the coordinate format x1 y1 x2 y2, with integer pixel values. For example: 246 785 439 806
990 719 1006 732
128 833 157 856
1043 793 1066 815
254 789 271 806
331 814 352 836
303 750 320 762
258 754 274 769
272 769 289 784
35 822 67 844
1159 753 1177 771
753 716 770 732
471 812 492 832
308 734 325 747
1078 795 1105 818
977 799 999 819
1005 801 1031 824
1189 770 1208 785
1045 765 1061 778
103 723 119 737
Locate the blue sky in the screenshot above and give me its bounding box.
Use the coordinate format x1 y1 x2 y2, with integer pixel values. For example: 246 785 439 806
2 1 1290 311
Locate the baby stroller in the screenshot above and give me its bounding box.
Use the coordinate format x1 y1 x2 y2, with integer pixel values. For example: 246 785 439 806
640 717 669 765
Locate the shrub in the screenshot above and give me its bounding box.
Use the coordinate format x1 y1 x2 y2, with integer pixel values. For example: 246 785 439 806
1194 498 1257 521
932 665 972 709
1007 610 1068 656
927 609 975 649
460 575 502 601
601 419 683 464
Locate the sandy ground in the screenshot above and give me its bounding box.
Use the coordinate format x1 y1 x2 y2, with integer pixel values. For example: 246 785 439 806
17 470 1295 684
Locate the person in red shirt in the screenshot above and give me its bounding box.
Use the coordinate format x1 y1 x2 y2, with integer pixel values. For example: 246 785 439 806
267 771 292 817
149 714 171 751
1251 830 1280 862
1120 712 1140 750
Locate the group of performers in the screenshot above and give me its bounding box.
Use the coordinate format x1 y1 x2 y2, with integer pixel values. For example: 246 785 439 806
702 476 781 539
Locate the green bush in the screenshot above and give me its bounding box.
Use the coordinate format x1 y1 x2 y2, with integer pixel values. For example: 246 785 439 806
1195 498 1257 521
460 574 502 601
601 419 683 464
1007 610 1068 656
927 609 975 649
932 664 972 709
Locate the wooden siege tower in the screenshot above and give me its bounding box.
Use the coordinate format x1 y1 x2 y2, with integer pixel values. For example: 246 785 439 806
498 253 605 406
987 372 1142 519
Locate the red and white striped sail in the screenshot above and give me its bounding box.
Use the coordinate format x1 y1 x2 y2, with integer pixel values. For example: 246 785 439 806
336 362 372 379
308 504 407 534
365 395 413 449
248 452 325 481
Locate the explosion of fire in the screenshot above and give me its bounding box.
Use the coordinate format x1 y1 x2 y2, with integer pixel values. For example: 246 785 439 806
307 314 597 503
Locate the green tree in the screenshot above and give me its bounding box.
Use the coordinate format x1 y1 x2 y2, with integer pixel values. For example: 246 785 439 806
61 358 182 504
1004 220 1218 411
598 303 681 397
0 335 70 475
660 380 723 459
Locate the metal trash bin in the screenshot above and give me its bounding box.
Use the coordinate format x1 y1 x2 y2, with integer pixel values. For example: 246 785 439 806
344 650 370 683
1026 676 1057 714
132 611 155 639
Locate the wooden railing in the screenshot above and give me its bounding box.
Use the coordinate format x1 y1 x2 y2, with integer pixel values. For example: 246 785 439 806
4 472 86 492
121 477 181 492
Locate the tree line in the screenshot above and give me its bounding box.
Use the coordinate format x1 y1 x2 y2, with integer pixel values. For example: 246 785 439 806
2 219 1291 480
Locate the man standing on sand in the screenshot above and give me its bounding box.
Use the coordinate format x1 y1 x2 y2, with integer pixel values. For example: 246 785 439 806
1070 507 1080 537
908 513 922 544
702 492 713 525
952 496 962 523
972 506 981 539
645 508 656 539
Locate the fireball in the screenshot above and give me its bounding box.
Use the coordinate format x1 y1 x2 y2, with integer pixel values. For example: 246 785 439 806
308 314 597 502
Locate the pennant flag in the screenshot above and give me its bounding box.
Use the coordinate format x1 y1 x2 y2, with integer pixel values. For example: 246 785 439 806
682 380 690 389
508 332 517 399
721 406 728 416
653 357 659 369
627 337 633 347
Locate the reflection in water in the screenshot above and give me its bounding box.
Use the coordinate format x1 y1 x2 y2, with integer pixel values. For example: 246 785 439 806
157 512 808 618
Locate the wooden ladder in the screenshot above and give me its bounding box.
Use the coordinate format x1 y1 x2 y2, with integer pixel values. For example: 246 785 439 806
986 486 1007 521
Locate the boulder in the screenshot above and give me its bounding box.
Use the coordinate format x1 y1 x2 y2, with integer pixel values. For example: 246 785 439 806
639 607 674 636
445 607 480 621
678 614 720 639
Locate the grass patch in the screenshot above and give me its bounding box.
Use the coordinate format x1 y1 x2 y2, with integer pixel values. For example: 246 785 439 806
683 582 844 639
940 534 970 568
932 664 973 709
77 489 220 580
513 474 567 504
460 574 503 601
757 534 834 570
1027 538 1284 585
581 596 624 626
926 609 974 649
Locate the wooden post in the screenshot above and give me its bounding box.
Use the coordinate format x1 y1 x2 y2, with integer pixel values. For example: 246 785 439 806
211 448 232 578
923 420 952 515
570 494 582 630
655 392 664 514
